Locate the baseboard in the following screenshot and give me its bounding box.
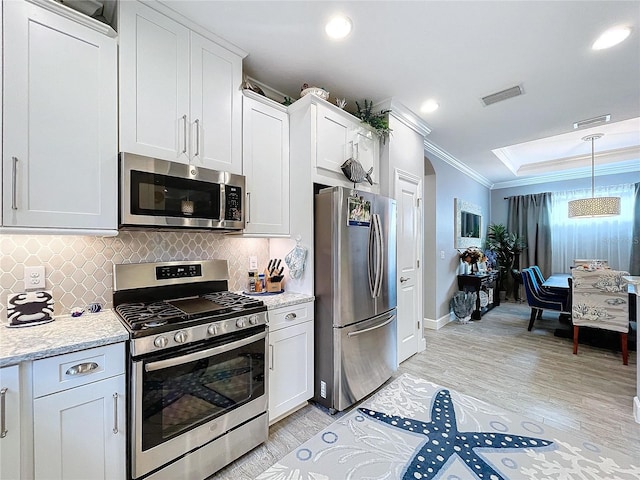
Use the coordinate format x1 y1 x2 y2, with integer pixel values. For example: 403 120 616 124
634 396 640 424
424 314 453 330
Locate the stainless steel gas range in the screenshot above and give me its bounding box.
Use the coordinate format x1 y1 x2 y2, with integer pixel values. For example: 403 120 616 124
112 260 268 480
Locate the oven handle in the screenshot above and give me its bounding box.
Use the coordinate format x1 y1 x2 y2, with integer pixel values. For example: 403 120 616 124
144 330 267 372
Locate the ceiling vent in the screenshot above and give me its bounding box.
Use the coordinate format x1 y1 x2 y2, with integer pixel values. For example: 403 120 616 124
481 85 523 106
573 114 611 129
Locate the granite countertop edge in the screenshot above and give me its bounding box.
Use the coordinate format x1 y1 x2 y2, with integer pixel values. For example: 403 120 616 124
259 292 314 310
0 310 128 368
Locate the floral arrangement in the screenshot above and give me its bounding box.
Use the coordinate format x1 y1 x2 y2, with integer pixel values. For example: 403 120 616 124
459 247 484 264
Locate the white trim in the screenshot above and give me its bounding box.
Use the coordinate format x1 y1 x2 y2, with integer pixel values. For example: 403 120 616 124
374 98 432 138
139 0 248 58
424 313 453 330
634 396 640 424
27 0 117 37
245 76 292 105
0 227 118 236
424 139 493 188
242 89 288 113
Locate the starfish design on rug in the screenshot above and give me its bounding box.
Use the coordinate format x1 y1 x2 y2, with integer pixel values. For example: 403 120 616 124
359 389 554 480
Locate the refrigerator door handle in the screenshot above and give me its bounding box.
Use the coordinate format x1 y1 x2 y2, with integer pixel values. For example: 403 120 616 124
367 216 376 297
373 213 384 298
347 314 396 337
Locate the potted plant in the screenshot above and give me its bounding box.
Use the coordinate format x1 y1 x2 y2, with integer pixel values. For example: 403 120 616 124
353 100 392 144
485 224 526 300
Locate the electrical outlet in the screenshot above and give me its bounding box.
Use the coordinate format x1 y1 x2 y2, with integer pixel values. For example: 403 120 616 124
249 256 258 271
440 250 445 259
24 266 46 290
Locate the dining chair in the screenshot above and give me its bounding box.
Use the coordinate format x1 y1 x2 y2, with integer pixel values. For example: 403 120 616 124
571 267 630 365
521 268 570 331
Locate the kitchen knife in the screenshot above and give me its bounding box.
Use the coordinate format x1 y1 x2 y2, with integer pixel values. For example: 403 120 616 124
277 266 284 276
267 259 274 273
274 259 281 272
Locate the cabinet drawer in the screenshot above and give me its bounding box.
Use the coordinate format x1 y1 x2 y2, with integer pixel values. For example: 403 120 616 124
268 302 313 332
33 343 125 398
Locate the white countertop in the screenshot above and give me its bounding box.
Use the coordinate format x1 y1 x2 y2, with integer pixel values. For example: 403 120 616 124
240 291 314 310
0 310 128 367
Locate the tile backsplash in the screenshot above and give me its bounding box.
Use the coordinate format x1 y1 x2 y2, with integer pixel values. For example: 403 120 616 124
0 232 269 320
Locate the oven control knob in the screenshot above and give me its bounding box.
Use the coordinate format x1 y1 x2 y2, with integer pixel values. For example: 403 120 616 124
236 317 246 328
207 324 218 336
174 331 188 343
249 315 258 325
154 336 168 348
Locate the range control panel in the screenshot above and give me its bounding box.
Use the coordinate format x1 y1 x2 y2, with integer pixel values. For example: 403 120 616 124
156 264 202 280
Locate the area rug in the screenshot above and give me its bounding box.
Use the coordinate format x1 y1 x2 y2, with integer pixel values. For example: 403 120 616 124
257 373 639 480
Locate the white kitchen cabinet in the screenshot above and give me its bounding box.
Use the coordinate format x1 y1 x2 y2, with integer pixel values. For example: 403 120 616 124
309 98 379 191
32 343 126 480
2 0 118 233
0 365 21 480
119 0 244 174
268 302 313 423
242 92 290 236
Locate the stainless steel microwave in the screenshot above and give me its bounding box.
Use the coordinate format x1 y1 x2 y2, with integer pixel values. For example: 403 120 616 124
119 153 245 231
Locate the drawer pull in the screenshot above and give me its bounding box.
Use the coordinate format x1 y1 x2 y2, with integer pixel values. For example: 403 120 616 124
1 387 7 438
284 312 297 320
66 362 99 376
113 393 119 434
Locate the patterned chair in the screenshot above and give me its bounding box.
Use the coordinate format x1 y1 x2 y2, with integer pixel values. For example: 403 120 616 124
571 267 630 365
521 268 570 331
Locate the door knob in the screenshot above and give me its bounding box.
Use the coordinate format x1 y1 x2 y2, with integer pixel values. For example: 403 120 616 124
400 276 409 283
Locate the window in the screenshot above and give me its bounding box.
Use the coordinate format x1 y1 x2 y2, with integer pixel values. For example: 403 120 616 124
549 184 634 272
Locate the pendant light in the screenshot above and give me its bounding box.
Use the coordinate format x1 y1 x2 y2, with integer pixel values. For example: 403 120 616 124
567 133 621 218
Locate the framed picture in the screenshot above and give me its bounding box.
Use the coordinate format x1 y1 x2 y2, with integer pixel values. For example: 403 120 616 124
348 195 371 226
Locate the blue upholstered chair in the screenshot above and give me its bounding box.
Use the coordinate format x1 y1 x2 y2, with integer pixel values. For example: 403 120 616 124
521 268 570 331
530 265 546 285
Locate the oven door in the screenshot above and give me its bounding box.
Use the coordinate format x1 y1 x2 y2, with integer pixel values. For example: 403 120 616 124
131 327 267 479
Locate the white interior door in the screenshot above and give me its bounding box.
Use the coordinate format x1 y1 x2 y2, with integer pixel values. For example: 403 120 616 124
395 170 422 363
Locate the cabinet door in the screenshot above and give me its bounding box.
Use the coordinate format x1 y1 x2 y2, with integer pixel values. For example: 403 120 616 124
354 129 378 185
0 365 21 480
268 321 313 423
119 0 190 163
316 103 351 174
191 32 243 174
33 375 125 480
2 0 117 230
243 96 290 235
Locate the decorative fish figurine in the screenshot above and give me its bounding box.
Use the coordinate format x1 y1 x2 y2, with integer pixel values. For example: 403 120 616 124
341 158 374 185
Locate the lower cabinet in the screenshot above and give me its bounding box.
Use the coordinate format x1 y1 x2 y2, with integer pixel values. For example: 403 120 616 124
32 343 126 480
0 365 21 480
268 302 314 423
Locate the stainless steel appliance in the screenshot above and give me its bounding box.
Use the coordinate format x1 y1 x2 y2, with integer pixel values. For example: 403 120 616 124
112 260 268 480
119 152 245 231
314 186 397 413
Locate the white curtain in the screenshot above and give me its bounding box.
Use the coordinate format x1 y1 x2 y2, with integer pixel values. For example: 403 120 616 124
549 183 635 273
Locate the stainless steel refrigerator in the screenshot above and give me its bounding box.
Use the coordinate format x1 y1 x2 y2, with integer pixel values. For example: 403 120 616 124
314 186 397 413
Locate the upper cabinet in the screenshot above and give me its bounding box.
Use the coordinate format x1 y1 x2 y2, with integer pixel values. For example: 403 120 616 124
2 0 118 234
290 95 380 192
242 93 290 236
119 1 244 174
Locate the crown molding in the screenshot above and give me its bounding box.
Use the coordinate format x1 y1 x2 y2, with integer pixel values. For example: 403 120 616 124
423 140 493 188
27 0 117 37
374 98 432 138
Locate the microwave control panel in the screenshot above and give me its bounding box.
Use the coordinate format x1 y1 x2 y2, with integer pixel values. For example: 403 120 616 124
225 186 242 221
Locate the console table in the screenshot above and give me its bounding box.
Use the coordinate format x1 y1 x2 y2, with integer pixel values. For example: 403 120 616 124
457 272 500 320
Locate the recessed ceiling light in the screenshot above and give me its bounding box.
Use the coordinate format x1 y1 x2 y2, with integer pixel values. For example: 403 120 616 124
592 26 632 50
325 15 352 40
421 99 439 113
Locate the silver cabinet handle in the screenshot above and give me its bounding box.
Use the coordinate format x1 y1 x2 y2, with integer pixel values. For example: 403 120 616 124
400 276 409 283
0 387 7 438
246 192 251 223
65 362 99 376
284 312 297 320
182 114 188 154
269 344 274 370
11 157 18 210
112 393 119 434
194 119 200 157
354 142 359 160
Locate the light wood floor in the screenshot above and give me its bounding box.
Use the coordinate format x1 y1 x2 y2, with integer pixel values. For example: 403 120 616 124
213 301 639 479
